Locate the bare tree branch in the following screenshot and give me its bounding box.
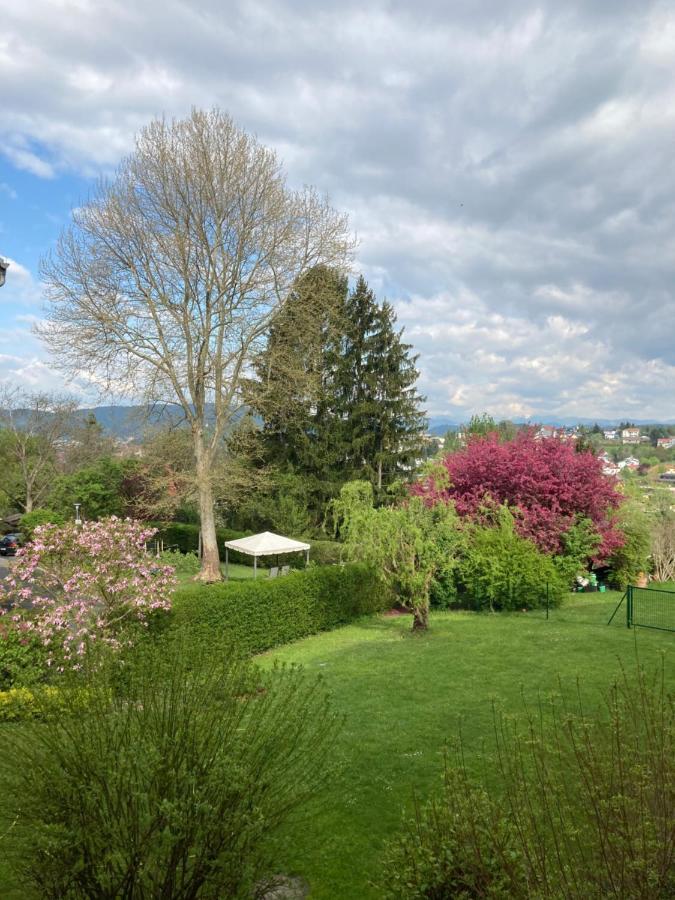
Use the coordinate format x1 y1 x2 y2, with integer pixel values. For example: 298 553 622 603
38 108 354 579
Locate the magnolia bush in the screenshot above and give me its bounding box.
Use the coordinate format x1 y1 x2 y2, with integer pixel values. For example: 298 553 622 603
0 517 174 668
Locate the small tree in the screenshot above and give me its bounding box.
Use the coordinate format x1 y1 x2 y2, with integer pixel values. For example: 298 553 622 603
413 431 625 561
332 481 462 631
0 518 174 667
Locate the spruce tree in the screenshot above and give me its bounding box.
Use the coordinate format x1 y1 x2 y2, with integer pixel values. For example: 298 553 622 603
248 270 426 522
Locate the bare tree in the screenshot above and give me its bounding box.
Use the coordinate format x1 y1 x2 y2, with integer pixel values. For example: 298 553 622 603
651 518 675 583
39 108 353 580
0 386 77 513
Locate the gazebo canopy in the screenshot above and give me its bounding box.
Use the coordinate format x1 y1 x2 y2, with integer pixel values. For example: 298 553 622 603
223 531 310 558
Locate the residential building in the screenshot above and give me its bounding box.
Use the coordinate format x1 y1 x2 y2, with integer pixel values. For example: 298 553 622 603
657 437 675 450
603 429 618 440
618 456 640 470
621 427 641 444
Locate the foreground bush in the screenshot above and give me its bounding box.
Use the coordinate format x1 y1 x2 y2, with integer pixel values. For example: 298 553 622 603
381 661 675 898
0 633 340 899
169 563 384 655
380 766 527 898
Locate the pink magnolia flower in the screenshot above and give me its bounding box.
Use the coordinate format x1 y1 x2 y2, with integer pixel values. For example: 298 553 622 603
0 517 175 668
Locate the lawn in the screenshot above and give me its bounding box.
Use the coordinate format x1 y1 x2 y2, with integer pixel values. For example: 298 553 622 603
174 561 269 586
258 590 674 899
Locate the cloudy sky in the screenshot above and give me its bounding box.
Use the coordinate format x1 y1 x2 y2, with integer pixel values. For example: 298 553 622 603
2 0 675 422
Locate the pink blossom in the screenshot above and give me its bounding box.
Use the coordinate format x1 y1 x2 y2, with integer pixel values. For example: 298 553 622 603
0 517 175 668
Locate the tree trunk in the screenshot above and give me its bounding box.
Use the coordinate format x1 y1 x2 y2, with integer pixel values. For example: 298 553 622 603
411 602 429 632
377 459 383 491
194 436 222 582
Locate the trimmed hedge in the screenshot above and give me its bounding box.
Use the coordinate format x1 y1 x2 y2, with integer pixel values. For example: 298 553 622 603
149 522 343 568
168 563 386 656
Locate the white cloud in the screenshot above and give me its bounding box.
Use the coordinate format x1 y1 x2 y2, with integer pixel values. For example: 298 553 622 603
1 0 675 418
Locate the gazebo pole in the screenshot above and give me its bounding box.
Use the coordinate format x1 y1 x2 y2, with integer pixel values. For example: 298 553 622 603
305 548 310 567
225 547 229 581
254 555 257 579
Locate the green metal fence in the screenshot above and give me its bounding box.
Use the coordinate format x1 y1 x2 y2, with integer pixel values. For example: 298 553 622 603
626 585 675 633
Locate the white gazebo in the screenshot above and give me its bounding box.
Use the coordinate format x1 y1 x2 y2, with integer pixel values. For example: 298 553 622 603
223 531 311 579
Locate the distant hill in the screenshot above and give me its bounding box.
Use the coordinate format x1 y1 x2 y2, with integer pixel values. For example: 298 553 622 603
426 415 675 436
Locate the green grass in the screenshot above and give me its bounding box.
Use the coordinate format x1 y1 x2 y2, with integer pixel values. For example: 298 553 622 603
174 561 269 586
1 589 672 898
258 590 674 899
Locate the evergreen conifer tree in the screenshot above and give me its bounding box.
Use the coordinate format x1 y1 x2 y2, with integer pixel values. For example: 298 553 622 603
248 270 426 521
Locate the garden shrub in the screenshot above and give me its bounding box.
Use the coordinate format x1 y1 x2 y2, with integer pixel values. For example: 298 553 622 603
379 766 527 899
382 661 675 899
159 547 201 576
168 563 385 656
1 518 174 668
606 499 652 588
456 507 565 611
0 624 49 690
0 632 340 899
19 508 65 540
0 686 54 721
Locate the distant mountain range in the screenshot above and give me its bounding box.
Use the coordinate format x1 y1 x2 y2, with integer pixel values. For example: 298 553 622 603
9 404 672 441
425 416 675 436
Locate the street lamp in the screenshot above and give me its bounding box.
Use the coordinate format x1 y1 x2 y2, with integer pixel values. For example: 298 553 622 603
74 503 82 525
0 258 8 288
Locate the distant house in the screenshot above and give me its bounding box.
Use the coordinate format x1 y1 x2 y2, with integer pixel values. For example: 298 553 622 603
535 425 557 440
621 427 641 444
603 429 618 441
602 462 620 477
657 437 675 450
618 456 640 471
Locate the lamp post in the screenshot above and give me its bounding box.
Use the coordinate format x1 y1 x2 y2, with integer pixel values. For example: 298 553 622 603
74 503 82 525
0 258 8 288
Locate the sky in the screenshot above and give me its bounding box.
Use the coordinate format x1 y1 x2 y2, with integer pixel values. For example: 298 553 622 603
1 0 675 422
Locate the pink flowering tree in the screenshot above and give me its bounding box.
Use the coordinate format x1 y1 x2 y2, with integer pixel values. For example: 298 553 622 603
412 432 626 562
0 517 174 668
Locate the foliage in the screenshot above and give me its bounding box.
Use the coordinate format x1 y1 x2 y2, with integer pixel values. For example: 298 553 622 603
413 431 625 561
169 563 384 656
456 506 566 611
554 515 602 584
248 270 426 526
606 499 652 587
0 621 49 690
381 661 674 899
0 685 62 721
0 631 340 899
159 548 201 576
379 766 527 899
47 456 138 521
19 507 65 540
332 481 463 630
0 518 174 667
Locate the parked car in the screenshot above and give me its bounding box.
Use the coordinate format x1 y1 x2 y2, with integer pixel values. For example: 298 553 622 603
0 533 22 556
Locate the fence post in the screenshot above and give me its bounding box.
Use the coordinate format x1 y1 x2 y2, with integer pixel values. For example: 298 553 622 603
546 582 549 620
627 585 633 628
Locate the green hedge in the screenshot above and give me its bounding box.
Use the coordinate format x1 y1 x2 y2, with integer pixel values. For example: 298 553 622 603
149 522 343 568
168 563 385 656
